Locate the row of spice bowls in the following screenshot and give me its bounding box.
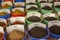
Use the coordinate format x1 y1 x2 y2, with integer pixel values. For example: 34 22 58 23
0 7 25 19
0 1 25 9
25 0 60 40
0 20 60 40
0 0 25 3
26 0 60 4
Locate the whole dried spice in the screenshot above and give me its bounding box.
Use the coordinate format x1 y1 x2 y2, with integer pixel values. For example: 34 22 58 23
55 5 60 8
42 6 52 10
13 9 24 14
28 27 48 38
2 4 11 8
44 17 57 21
12 21 24 25
49 25 60 35
0 12 7 16
27 7 38 10
7 30 25 40
27 16 41 22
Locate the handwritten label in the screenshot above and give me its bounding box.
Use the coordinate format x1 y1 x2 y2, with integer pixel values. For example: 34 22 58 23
48 21 60 28
27 12 41 18
42 13 56 18
0 27 4 34
0 9 10 14
12 8 24 12
9 17 25 24
41 3 52 8
38 0 47 2
14 2 24 6
26 0 36 3
6 25 24 34
28 22 46 30
0 18 7 24
48 0 54 2
26 5 37 9
54 2 60 6
1 1 13 6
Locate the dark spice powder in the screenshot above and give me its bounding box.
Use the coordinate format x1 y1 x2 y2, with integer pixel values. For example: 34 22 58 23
28 2 35 4
44 17 57 21
42 6 52 10
27 16 41 22
27 7 38 10
28 27 48 38
13 21 24 25
49 25 60 35
55 5 60 8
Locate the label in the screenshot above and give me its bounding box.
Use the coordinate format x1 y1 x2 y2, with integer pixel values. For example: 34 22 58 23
26 0 36 3
0 18 7 24
26 5 38 10
42 13 56 18
54 2 60 6
48 0 54 2
41 3 52 8
27 12 41 18
12 8 24 12
48 21 60 28
0 9 10 14
6 25 24 34
28 22 46 30
0 27 4 34
38 0 47 2
14 2 24 6
1 1 13 6
9 17 25 24
58 12 60 16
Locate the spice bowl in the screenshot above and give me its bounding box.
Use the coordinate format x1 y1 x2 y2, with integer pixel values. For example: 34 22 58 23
11 7 25 17
54 2 60 12
26 11 42 24
40 3 53 14
6 25 26 40
0 9 11 19
1 1 13 9
27 22 50 40
48 21 60 38
42 13 58 24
